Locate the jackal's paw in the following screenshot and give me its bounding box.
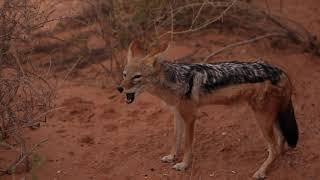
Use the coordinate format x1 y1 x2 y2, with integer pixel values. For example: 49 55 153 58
161 154 175 163
172 162 188 171
252 171 266 179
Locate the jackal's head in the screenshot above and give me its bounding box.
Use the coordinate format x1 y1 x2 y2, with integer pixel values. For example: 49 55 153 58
117 40 168 104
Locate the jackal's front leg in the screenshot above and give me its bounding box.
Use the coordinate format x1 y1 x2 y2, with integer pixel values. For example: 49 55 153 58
172 119 195 171
172 105 196 171
161 107 183 163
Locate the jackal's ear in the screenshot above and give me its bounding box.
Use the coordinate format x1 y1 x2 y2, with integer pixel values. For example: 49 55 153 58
127 40 144 62
143 56 163 71
143 42 169 68
144 47 167 68
149 42 170 57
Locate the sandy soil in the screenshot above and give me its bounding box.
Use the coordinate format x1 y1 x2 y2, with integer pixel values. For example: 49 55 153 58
2 0 320 180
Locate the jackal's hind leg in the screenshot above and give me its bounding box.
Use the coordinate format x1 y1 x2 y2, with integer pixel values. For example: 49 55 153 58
161 107 184 163
253 111 280 179
274 123 285 154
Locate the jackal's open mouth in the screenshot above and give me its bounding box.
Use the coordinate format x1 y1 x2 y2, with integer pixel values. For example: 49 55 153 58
126 93 135 104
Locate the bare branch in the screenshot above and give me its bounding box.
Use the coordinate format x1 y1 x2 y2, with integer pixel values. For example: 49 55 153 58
204 33 286 62
160 0 238 38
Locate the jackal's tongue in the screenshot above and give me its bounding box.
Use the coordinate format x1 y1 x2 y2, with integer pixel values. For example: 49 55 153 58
126 93 135 104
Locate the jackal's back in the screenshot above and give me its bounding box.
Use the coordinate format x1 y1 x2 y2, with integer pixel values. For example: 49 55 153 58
160 60 284 97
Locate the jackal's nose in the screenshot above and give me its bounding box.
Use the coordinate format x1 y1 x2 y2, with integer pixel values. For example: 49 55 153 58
117 86 124 93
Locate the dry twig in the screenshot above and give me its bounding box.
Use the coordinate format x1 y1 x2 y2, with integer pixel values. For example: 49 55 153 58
160 0 238 38
204 33 286 61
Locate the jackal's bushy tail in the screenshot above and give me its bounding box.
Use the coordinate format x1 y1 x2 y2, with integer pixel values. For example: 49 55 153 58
278 100 299 147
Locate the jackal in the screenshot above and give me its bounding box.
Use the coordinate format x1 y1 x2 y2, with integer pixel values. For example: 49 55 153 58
117 40 299 179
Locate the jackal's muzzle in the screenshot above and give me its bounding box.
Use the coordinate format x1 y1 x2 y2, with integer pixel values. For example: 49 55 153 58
126 93 135 104
117 86 136 104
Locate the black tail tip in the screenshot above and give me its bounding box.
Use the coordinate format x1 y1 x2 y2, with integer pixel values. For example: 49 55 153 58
278 100 299 148
286 132 299 148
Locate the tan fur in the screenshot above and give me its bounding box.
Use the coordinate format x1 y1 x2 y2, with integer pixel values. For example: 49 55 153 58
120 41 293 179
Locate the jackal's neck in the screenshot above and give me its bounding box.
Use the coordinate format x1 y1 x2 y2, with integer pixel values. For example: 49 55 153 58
146 61 190 96
143 61 187 105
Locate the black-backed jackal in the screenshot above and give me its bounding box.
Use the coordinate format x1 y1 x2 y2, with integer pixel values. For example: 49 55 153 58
117 40 299 179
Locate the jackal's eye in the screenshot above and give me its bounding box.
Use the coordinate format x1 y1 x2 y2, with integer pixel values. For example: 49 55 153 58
132 74 142 84
122 72 127 78
132 75 142 79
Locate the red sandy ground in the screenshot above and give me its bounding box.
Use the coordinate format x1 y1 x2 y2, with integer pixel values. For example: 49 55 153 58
2 0 320 180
